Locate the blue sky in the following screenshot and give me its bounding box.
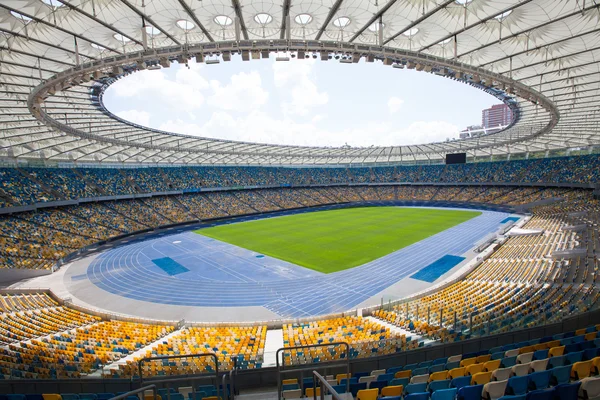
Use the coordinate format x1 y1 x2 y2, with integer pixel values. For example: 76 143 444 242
103 57 500 147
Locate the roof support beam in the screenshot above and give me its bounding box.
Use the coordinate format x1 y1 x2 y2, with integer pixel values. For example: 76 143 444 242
418 0 534 52
315 0 345 40
230 0 248 40
384 0 455 45
499 45 600 75
0 27 97 61
176 0 215 42
0 46 74 66
348 0 398 42
117 0 181 45
57 0 143 47
458 4 600 59
279 0 292 39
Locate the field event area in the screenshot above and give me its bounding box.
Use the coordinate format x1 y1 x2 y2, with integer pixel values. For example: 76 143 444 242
197 207 480 273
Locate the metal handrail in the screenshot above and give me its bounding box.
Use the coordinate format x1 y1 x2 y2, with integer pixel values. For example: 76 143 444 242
312 371 345 400
138 353 220 399
276 342 350 400
109 384 157 400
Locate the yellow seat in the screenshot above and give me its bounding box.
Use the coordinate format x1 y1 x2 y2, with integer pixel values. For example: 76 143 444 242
395 370 411 379
476 354 491 363
42 395 62 400
381 385 403 397
471 371 492 385
305 387 320 397
337 373 351 384
483 360 501 372
466 363 484 376
548 346 565 358
145 396 162 400
460 357 477 368
448 367 466 380
429 370 448 382
356 388 378 400
282 378 298 385
572 360 593 380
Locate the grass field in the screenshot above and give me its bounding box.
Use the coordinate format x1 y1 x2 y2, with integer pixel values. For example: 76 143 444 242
195 207 480 273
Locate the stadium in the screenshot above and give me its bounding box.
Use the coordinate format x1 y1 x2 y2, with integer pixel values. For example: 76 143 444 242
0 0 600 399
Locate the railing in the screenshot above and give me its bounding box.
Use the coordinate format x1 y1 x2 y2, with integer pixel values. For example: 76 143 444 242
137 353 221 400
312 371 345 400
109 385 157 400
276 342 350 400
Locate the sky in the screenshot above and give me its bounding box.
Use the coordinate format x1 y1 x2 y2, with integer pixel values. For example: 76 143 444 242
103 56 501 147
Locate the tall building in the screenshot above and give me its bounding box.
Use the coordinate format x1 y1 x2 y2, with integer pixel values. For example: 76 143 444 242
482 104 513 129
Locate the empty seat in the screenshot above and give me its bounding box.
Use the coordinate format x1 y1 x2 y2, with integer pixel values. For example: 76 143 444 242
405 383 428 395
430 371 448 382
506 376 528 396
579 377 600 400
457 384 484 400
484 360 501 372
501 357 517 368
524 389 554 400
471 371 493 386
504 349 520 358
405 394 430 400
553 382 581 400
428 380 451 393
431 388 457 400
492 367 512 382
511 363 531 377
467 364 485 376
395 370 412 379
282 389 301 399
527 370 551 391
356 388 378 400
517 353 534 365
529 359 548 373
448 367 466 380
548 346 565 358
451 376 472 390
381 385 403 397
571 360 593 380
371 369 386 377
482 379 508 400
368 381 387 392
359 376 376 385
411 374 430 384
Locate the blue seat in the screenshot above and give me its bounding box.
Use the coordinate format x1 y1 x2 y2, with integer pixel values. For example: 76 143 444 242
550 365 572 386
25 396 43 400
96 395 114 400
492 352 505 361
406 383 429 395
419 361 434 368
585 348 600 362
282 384 299 391
369 380 387 391
413 367 429 376
188 392 207 400
354 371 370 379
331 384 346 393
78 395 97 400
525 389 554 400
387 366 403 374
502 356 518 368
507 376 529 396
405 363 419 371
547 356 566 369
390 377 410 387
380 397 402 400
553 382 581 400
429 364 446 374
451 376 472 389
60 395 79 400
498 396 526 400
349 382 367 397
6 396 25 400
528 370 551 390
565 351 583 365
428 380 451 393
533 350 548 360
445 361 460 370
431 388 457 400
378 373 394 382
457 384 483 400
405 394 430 400
433 358 448 365
340 378 358 386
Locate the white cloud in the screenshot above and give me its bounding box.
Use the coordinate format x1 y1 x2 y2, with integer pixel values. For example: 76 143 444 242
387 121 460 145
273 59 328 116
387 96 404 114
207 71 268 112
116 110 151 127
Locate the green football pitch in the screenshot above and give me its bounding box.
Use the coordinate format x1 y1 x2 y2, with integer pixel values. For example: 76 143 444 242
195 207 480 273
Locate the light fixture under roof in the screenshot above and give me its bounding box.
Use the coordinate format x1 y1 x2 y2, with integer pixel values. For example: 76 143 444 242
254 13 273 25
113 34 131 43
10 11 32 22
145 25 161 36
402 27 419 37
368 22 385 32
90 43 106 50
333 16 351 28
495 10 513 21
455 0 472 4
177 19 195 30
214 15 233 26
41 0 64 7
295 13 313 25
440 37 453 45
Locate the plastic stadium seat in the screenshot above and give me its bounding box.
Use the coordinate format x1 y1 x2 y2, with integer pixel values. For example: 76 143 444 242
7 396 25 400
305 387 320 397
549 365 571 386
492 367 512 382
448 367 466 380
431 388 457 400
350 383 368 397
378 373 394 382
395 370 412 379
460 358 477 368
527 370 551 390
78 395 97 400
405 394 430 400
553 382 581 400
282 384 299 391
502 357 518 368
434 358 448 366
445 362 461 371
282 389 301 399
482 379 508 400
406 383 429 395
524 389 554 400
387 366 403 375
517 353 534 364
413 367 430 376
447 355 462 363
380 397 402 400
547 356 566 369
428 380 451 393
451 376 472 389
390 378 410 387
533 350 548 361
472 371 493 386
430 371 449 382
571 360 593 380
492 352 505 361
60 395 78 400
331 385 346 393
457 384 484 400
466 364 484 376
381 385 403 397
368 381 387 392
429 364 446 374
498 397 526 400
566 351 584 365
412 374 430 384
96 396 114 400
356 388 378 400
529 359 548 373
548 347 565 358
371 369 386 377
579 377 600 399
484 360 501 372
42 396 61 400
359 376 376 385
506 376 528 396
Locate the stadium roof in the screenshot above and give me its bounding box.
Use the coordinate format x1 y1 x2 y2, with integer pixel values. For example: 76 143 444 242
0 0 599 165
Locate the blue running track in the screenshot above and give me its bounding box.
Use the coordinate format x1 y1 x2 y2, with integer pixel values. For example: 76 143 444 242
86 207 513 318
